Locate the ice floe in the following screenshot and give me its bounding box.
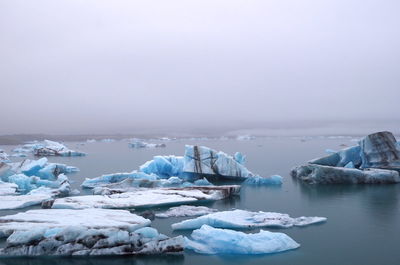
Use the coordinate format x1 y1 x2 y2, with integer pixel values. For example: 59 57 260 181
0 209 151 237
50 186 240 209
129 139 166 149
172 209 326 230
0 181 18 195
243 175 283 185
0 150 10 162
156 205 218 218
236 135 256 141
12 140 85 157
184 225 299 255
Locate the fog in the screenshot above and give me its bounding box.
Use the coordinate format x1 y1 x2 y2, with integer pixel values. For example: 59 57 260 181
1 0 399 135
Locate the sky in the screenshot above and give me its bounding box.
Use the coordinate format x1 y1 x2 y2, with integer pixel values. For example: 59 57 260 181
0 0 399 135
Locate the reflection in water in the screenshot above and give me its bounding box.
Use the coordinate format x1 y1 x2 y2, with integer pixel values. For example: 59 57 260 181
0 254 185 265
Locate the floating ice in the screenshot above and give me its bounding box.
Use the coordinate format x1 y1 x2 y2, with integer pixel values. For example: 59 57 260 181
0 209 151 238
140 156 186 179
0 181 18 195
243 175 283 185
156 205 218 218
291 164 400 184
0 194 53 210
81 171 158 189
33 140 86 157
359 131 400 169
101 139 115 142
86 139 96 143
0 151 10 162
183 145 257 180
236 135 256 141
129 139 166 149
184 225 299 255
51 186 240 209
172 209 326 230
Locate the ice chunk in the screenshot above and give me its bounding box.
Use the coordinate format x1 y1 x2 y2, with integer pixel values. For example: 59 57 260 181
0 151 10 162
243 175 283 185
236 135 256 141
20 157 48 176
101 139 115 142
183 145 257 180
51 186 240 209
129 139 166 149
86 139 96 143
0 209 151 238
140 156 186 179
156 205 218 218
184 225 299 255
31 140 86 157
81 171 158 188
233 152 246 165
291 164 400 184
0 194 53 210
310 145 362 168
0 181 18 195
359 131 400 169
172 209 326 230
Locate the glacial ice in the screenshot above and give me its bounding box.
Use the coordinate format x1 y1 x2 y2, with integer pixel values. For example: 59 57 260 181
51 186 240 209
359 131 400 169
243 175 283 185
139 155 187 179
33 140 86 157
0 194 54 210
0 150 10 162
156 205 218 218
294 131 400 184
81 171 158 189
129 139 166 149
184 225 299 255
183 145 257 180
0 209 151 238
0 181 18 195
236 135 256 141
172 209 326 230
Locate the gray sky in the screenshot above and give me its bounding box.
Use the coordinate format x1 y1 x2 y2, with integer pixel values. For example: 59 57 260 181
1 0 399 135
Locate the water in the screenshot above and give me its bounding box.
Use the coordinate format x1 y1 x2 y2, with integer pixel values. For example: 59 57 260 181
1 137 400 265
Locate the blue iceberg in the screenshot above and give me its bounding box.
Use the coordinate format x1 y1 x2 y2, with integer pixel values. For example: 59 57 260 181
244 175 283 185
184 225 299 255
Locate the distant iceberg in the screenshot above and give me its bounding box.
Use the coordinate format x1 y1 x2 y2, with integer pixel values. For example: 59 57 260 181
13 140 85 157
172 209 326 230
129 139 166 149
0 150 10 162
292 131 400 184
236 135 256 141
184 225 299 255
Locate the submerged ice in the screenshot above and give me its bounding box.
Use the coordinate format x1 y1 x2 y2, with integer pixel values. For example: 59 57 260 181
184 225 299 255
172 209 326 230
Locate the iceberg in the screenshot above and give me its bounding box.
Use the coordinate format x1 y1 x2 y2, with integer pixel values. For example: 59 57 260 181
172 209 326 230
0 209 151 238
81 171 158 189
0 150 10 162
0 226 184 256
50 186 240 209
86 139 96 143
101 138 115 142
236 135 256 141
359 131 400 170
183 145 257 180
291 164 400 184
140 156 186 179
33 140 86 157
156 205 218 218
293 132 400 184
0 194 54 210
184 225 299 255
243 175 283 185
129 139 166 149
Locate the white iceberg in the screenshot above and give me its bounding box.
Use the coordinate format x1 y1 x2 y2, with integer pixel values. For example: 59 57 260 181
0 150 10 162
129 139 166 149
81 171 158 189
156 205 218 218
0 194 53 210
172 209 326 230
184 225 299 255
33 140 86 157
51 186 240 209
101 139 115 142
0 181 18 195
0 209 151 238
243 175 283 185
236 135 256 141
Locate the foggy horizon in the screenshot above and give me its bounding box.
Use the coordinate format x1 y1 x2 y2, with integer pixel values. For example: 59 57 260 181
1 0 399 135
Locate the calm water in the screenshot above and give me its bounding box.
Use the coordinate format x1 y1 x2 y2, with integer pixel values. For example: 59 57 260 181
1 137 400 265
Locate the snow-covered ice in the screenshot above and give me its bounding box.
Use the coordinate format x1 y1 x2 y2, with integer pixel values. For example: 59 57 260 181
172 209 326 230
0 181 18 195
184 225 299 255
0 208 151 238
51 186 240 209
156 205 218 218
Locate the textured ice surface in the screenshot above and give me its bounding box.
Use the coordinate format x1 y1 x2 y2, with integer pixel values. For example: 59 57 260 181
359 131 400 169
33 140 86 157
129 139 166 149
140 155 186 179
243 175 283 185
184 225 299 255
0 194 53 210
310 145 362 168
156 205 218 218
0 226 183 256
0 181 18 195
0 151 10 162
291 164 400 184
81 171 158 188
172 209 326 230
0 209 151 238
51 186 240 209
183 145 257 180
